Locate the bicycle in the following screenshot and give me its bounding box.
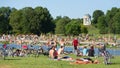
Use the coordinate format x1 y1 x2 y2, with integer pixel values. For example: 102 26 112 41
0 48 6 60
102 50 112 65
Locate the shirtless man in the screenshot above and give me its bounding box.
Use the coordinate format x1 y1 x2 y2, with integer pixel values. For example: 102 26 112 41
49 46 73 61
49 46 58 59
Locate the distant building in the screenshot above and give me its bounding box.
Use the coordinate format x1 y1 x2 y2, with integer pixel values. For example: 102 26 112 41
83 14 91 25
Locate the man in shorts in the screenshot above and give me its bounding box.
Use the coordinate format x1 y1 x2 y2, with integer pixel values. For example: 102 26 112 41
72 38 79 55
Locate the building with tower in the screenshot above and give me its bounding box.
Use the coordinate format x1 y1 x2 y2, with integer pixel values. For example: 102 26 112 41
83 14 91 25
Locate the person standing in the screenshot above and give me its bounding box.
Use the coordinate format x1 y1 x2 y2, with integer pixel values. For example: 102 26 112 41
72 37 79 55
3 44 7 49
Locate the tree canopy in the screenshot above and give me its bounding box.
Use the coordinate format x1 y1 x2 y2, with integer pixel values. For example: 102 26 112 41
65 20 81 35
0 7 12 34
9 6 54 35
55 16 70 34
92 10 104 25
1 6 120 35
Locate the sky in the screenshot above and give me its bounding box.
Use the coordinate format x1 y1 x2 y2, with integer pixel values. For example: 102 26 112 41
0 0 120 19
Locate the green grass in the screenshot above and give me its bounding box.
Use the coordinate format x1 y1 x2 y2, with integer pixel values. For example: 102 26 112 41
87 25 99 34
0 55 120 68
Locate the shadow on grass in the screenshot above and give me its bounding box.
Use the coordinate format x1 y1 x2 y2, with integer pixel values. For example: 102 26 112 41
104 62 120 65
111 62 120 65
4 58 21 60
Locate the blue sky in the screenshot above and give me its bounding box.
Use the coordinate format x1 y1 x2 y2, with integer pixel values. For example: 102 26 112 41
0 0 120 18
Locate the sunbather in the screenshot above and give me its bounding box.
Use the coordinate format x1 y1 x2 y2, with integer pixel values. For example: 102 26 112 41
70 58 100 64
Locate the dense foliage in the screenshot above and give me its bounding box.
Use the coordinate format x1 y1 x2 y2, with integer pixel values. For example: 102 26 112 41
9 7 54 35
65 19 81 35
0 7 12 34
0 6 120 35
55 16 70 34
94 7 120 34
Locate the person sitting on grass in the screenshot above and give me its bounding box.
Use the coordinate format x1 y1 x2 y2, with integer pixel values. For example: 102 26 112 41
49 46 73 61
88 45 95 57
57 46 64 56
49 46 58 59
82 46 88 56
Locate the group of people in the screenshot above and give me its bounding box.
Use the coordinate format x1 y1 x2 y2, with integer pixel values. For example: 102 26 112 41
48 37 112 65
48 37 95 62
48 37 74 60
1 34 112 64
0 34 117 46
48 45 100 64
48 37 96 58
72 37 95 57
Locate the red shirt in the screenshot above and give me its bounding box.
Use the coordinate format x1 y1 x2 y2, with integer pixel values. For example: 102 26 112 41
72 39 78 46
22 45 28 49
53 50 58 57
3 44 7 49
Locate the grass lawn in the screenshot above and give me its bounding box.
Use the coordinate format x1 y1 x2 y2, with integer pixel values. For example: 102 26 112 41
0 55 120 68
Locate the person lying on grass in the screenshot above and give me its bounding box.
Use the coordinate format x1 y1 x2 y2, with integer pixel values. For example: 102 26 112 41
70 58 100 64
49 46 73 61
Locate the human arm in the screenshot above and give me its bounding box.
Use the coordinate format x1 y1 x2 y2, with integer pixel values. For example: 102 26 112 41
49 50 54 59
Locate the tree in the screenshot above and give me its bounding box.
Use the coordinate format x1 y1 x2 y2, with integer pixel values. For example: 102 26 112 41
113 12 120 34
9 10 23 33
10 6 54 35
55 16 71 34
65 20 81 35
34 7 54 34
54 16 62 23
97 15 108 34
0 7 12 34
81 25 88 34
21 7 36 34
106 7 119 33
92 10 104 25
